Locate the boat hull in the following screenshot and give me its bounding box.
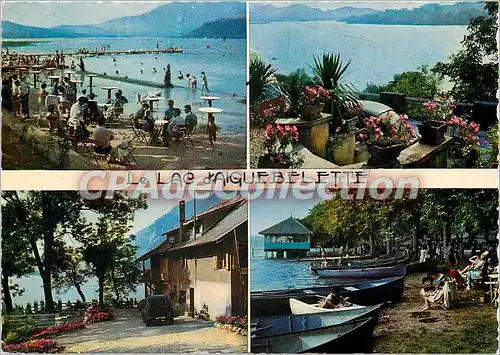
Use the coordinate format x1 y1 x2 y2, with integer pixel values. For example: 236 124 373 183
312 265 406 279
251 317 375 353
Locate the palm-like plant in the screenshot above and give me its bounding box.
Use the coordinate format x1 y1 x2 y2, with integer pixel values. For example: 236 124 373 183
308 53 359 121
250 58 278 105
277 69 312 117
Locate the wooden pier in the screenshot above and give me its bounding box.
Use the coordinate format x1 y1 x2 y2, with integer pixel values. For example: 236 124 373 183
2 48 184 59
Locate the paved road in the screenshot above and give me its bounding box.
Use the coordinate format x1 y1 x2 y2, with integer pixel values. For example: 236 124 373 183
55 309 247 353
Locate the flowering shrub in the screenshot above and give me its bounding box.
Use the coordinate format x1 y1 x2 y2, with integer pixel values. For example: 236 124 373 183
447 114 481 157
31 321 86 339
84 304 113 323
358 112 415 146
262 124 303 168
2 339 62 353
422 101 456 121
215 315 247 329
301 86 331 106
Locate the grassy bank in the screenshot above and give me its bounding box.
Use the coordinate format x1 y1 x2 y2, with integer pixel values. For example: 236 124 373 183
373 273 498 353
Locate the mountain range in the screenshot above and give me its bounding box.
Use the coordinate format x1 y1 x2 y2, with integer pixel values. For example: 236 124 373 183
250 2 487 25
132 194 223 258
2 2 245 39
250 4 379 23
341 2 488 25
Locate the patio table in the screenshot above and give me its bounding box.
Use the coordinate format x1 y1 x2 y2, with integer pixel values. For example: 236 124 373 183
200 96 220 107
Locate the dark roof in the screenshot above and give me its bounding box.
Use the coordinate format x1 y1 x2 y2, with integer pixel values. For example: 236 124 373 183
170 201 248 251
259 217 313 236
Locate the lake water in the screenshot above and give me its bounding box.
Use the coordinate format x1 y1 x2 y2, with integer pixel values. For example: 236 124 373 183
11 274 143 306
250 21 467 90
250 235 368 291
10 37 246 133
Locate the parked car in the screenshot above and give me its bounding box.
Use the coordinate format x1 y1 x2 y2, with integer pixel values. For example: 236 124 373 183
142 295 175 327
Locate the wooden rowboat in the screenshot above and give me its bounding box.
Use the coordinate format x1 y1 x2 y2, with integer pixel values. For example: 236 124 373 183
251 317 374 353
289 298 366 315
251 276 405 317
311 264 406 279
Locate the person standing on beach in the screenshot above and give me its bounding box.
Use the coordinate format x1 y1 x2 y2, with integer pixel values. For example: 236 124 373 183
2 78 13 113
201 71 209 93
207 113 217 150
20 77 30 119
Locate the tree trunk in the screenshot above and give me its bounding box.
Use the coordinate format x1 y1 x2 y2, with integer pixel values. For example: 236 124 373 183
98 275 105 308
111 268 120 303
73 281 86 304
41 272 55 313
41 192 56 314
369 235 373 256
2 270 13 314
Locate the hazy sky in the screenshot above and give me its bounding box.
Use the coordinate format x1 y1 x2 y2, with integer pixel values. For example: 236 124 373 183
2 1 164 27
250 196 323 236
2 1 462 27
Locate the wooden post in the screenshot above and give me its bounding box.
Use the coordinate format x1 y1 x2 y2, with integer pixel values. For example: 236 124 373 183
234 229 240 270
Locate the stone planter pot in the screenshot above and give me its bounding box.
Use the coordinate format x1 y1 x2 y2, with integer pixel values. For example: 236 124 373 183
417 120 447 146
299 105 324 121
332 133 356 165
258 154 291 169
344 117 359 132
367 143 405 168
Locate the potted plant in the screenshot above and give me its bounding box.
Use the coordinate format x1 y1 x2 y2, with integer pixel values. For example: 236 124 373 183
277 69 311 118
309 53 358 124
298 85 331 120
417 101 452 145
258 124 304 168
446 114 481 168
358 113 416 167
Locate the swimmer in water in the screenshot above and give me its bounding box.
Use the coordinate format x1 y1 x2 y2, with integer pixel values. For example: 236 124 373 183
178 71 183 80
140 70 143 74
115 70 119 75
140 62 143 66
153 68 157 73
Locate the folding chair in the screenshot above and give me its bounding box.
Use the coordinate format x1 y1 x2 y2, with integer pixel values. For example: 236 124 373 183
129 115 149 145
183 122 197 146
92 144 111 169
120 145 139 168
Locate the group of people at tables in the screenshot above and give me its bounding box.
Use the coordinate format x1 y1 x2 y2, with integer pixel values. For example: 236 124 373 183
419 250 497 311
133 99 215 148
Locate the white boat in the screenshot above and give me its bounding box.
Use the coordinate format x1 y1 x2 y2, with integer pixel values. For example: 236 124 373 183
290 298 366 315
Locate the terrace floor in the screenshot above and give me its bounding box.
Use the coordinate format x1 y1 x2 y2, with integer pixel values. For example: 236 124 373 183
55 309 247 353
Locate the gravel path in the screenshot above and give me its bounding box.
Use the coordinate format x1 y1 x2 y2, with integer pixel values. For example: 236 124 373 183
55 309 247 353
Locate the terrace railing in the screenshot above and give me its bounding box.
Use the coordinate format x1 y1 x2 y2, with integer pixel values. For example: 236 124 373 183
357 91 498 127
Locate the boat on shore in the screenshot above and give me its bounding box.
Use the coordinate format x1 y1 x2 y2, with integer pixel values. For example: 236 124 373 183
251 317 374 353
289 298 366 315
251 276 404 317
311 264 406 279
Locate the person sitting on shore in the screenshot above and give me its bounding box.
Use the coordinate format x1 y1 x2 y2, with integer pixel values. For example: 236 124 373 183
164 99 175 120
184 104 197 131
106 92 123 118
117 89 128 104
133 103 149 129
92 115 114 158
460 251 489 290
58 97 70 120
142 109 159 144
46 104 60 134
165 108 185 145
69 95 89 138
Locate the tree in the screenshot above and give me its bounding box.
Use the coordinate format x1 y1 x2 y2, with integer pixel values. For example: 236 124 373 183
433 2 498 102
1 199 34 313
79 192 147 307
52 242 92 304
1 191 84 313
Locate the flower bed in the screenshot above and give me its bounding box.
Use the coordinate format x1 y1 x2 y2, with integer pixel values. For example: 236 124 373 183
2 339 63 353
214 316 247 336
84 304 113 323
31 321 86 339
